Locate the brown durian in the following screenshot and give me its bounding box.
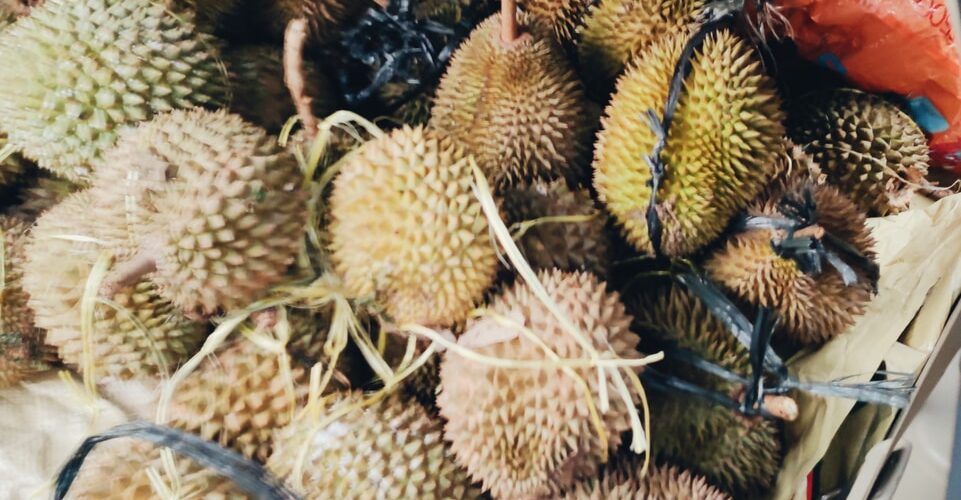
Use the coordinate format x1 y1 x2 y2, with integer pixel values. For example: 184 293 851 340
788 89 930 216
23 191 206 379
705 171 877 346
562 463 730 499
577 0 705 98
265 0 374 43
268 391 479 499
430 11 593 187
327 125 497 327
66 439 245 499
503 179 610 276
92 109 307 317
437 269 639 498
519 0 593 42
634 286 782 498
593 28 784 256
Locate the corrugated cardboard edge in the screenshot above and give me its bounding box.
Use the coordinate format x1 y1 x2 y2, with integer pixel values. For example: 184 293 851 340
773 193 961 500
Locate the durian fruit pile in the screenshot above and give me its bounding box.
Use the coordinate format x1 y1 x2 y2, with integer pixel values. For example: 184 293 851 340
0 0 944 498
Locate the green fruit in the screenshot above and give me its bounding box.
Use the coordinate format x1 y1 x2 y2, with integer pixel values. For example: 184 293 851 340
594 28 784 256
431 12 593 188
268 391 479 499
437 269 638 498
789 89 930 216
0 0 229 181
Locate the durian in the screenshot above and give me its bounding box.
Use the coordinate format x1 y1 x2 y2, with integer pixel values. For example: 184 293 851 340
634 286 782 497
562 463 730 499
166 0 243 32
0 332 50 388
266 0 373 43
66 439 245 499
430 11 593 187
23 191 207 379
437 269 638 498
93 109 308 317
518 0 593 42
503 179 610 276
268 391 479 499
789 89 930 216
1 215 37 339
225 45 336 132
706 174 877 346
0 0 229 182
594 29 785 256
168 311 331 462
327 125 497 327
577 0 705 98
8 173 79 219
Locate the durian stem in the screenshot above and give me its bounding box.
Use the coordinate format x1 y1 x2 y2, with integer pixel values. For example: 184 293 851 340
793 224 825 240
763 394 799 422
284 18 318 140
372 0 389 7
500 0 522 45
98 252 157 298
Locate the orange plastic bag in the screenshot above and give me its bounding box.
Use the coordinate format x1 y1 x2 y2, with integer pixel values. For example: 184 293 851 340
776 0 961 171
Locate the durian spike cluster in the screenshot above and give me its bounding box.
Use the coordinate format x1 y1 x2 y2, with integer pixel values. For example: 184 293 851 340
0 0 946 498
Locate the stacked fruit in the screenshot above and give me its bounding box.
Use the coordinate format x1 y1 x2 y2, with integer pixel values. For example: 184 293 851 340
0 0 940 498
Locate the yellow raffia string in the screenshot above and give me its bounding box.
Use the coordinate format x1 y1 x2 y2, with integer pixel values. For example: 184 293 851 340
47 234 109 245
510 214 596 240
278 115 301 148
58 370 100 420
145 466 176 500
623 367 653 475
80 251 113 398
0 143 17 164
303 110 385 187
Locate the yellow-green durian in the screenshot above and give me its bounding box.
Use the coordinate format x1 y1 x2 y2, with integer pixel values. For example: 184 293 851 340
430 12 593 188
706 175 877 346
788 89 930 216
0 0 229 182
634 286 782 498
562 463 730 499
577 0 705 98
437 269 638 499
22 191 207 379
225 45 336 132
66 439 245 499
92 109 307 317
593 28 785 257
327 125 497 327
503 179 610 276
519 0 593 42
268 391 479 499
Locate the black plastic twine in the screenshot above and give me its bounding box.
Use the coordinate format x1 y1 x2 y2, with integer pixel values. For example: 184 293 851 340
338 0 493 109
54 422 300 500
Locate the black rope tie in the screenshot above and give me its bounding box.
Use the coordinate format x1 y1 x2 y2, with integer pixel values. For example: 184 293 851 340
54 422 301 500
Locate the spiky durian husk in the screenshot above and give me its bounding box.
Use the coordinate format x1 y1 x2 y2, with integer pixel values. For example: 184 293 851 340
0 144 24 187
404 352 441 411
577 0 705 98
437 269 638 498
706 177 876 346
519 0 593 42
93 109 307 317
634 286 781 498
225 46 336 132
268 0 372 42
167 312 329 462
327 125 497 327
23 192 206 379
430 13 593 188
268 391 479 499
0 332 51 388
8 173 79 219
66 439 245 499
594 29 784 257
562 463 730 499
788 89 929 216
0 0 229 182
1 215 37 339
503 179 610 276
166 0 243 32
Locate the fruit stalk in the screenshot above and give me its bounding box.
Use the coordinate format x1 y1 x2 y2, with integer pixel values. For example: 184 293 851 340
283 17 317 139
501 0 519 44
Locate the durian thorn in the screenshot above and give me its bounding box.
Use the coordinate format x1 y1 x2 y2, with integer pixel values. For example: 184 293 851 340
97 296 171 378
509 214 596 240
792 224 825 240
284 18 318 140
98 252 157 299
80 250 113 398
815 143 928 190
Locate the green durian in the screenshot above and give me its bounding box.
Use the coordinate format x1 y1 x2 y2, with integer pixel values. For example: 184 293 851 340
577 0 705 98
92 109 308 317
0 0 229 182
634 286 782 498
268 391 479 499
788 89 930 216
593 28 784 256
225 45 336 132
430 12 593 188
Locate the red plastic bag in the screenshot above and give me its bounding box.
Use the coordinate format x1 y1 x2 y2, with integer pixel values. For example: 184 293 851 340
776 0 961 171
